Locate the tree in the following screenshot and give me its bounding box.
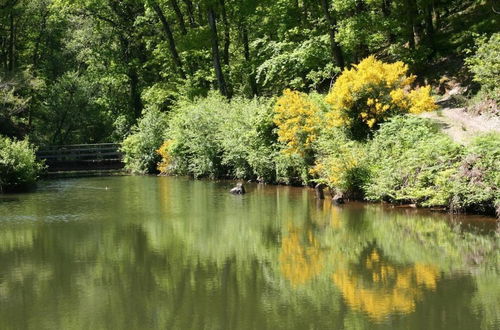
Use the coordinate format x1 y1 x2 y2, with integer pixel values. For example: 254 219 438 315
319 0 344 68
207 4 229 97
149 0 187 79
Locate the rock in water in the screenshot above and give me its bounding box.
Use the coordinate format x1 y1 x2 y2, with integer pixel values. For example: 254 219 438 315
230 183 246 194
332 192 344 204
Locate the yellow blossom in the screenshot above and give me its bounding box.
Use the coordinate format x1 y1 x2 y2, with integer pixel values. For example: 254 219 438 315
274 89 321 155
157 140 174 174
325 56 436 135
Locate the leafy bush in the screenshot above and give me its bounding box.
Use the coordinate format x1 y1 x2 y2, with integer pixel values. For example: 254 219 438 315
465 33 500 101
218 97 277 181
450 133 500 214
364 116 463 206
313 128 369 197
274 152 310 186
121 108 168 174
364 117 499 215
0 136 45 192
325 56 437 140
163 94 227 178
158 94 278 181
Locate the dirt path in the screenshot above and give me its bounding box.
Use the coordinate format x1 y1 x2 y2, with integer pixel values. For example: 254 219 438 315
419 107 500 144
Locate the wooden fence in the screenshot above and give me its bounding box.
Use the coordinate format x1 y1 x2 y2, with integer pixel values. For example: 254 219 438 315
37 143 124 173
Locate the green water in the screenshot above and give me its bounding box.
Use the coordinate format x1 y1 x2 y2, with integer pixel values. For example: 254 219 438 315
0 176 498 330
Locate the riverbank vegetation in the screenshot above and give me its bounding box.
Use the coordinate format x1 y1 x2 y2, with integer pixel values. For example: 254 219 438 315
0 136 44 192
125 55 499 216
0 0 498 208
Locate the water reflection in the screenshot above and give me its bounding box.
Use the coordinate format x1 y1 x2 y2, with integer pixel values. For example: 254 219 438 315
0 176 498 330
280 226 323 287
332 248 439 321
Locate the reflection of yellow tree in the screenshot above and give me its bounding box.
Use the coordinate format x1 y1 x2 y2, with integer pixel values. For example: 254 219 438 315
330 206 342 229
332 249 438 321
279 227 323 287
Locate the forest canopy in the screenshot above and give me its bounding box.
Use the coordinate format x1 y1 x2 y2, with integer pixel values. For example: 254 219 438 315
0 0 498 145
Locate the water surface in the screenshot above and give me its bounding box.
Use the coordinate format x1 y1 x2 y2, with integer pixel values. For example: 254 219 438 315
0 176 498 329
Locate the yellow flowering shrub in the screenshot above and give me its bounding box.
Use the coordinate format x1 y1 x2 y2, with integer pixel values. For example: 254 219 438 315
325 56 437 139
273 89 321 155
156 140 173 174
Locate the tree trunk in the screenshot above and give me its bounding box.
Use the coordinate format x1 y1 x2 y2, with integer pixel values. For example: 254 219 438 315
207 6 228 97
150 0 186 79
170 0 187 35
381 0 396 42
242 25 257 96
425 1 434 39
129 67 142 119
294 0 300 25
1 36 7 71
219 0 230 66
182 0 197 27
319 0 345 69
33 7 48 68
433 0 440 29
405 0 417 49
8 11 15 72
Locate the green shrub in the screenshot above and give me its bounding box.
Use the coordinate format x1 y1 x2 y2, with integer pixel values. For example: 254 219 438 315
274 152 310 185
121 108 168 174
165 93 228 178
219 97 277 181
450 133 500 214
364 116 463 206
314 128 369 197
465 33 500 101
162 93 279 181
0 136 45 192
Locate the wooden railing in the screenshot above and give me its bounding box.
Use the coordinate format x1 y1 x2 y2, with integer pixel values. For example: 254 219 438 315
37 143 124 172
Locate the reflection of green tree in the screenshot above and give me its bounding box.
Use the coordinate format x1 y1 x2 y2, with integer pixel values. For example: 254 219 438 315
472 271 500 329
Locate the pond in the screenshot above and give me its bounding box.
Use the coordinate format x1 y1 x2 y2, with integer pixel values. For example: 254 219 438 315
0 176 498 330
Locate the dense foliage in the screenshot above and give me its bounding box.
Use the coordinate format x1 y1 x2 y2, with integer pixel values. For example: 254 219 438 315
148 54 500 215
156 94 277 180
0 136 44 192
365 117 499 214
365 116 463 205
121 109 168 174
451 134 500 214
465 32 500 102
0 0 497 145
